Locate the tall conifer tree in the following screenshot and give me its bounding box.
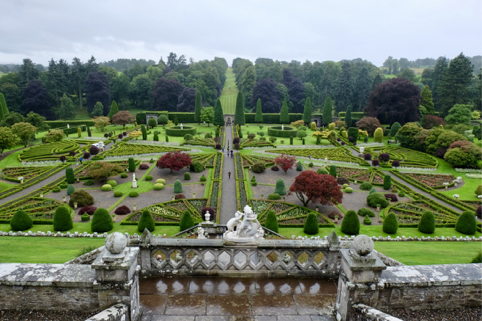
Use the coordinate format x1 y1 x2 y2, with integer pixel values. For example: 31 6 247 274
345 105 353 127
322 97 333 125
108 101 119 120
280 98 289 124
213 99 225 126
420 85 435 116
234 92 245 125
302 97 312 124
194 90 202 124
255 98 263 123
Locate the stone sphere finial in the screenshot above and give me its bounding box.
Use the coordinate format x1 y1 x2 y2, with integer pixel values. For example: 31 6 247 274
105 232 127 254
352 235 374 256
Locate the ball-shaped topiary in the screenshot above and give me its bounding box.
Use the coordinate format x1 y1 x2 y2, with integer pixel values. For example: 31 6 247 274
91 208 113 233
153 183 165 190
114 191 123 197
264 210 279 233
184 172 191 180
316 167 329 175
344 187 353 193
145 175 153 181
174 179 183 193
274 179 286 195
367 193 389 208
418 211 435 234
252 162 266 173
78 206 97 215
200 175 207 182
475 185 482 195
101 184 112 191
66 184 75 195
341 210 360 235
10 210 33 231
201 207 215 221
267 193 281 200
158 114 168 125
107 179 117 187
360 182 372 190
383 212 399 234
129 191 139 197
190 161 204 173
120 172 128 178
363 216 372 225
303 212 319 235
81 214 90 221
138 209 155 233
53 206 73 231
114 205 131 215
455 211 476 235
69 190 94 207
179 210 194 231
357 208 375 217
156 178 166 184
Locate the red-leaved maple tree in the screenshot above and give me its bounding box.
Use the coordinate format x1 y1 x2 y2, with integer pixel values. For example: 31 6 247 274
156 151 192 173
274 154 297 173
289 171 343 207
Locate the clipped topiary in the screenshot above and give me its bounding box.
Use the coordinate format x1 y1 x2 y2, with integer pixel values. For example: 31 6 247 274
153 183 165 190
344 187 353 193
360 182 372 190
69 190 94 207
455 211 476 235
383 212 399 234
264 210 279 233
53 206 73 231
367 193 389 208
107 179 117 187
145 175 153 181
120 172 128 178
114 191 123 197
200 175 207 182
252 162 266 173
66 167 75 184
363 216 372 225
316 167 329 175
10 210 33 231
114 205 131 215
175 194 186 200
79 206 97 215
341 210 360 235
383 175 392 190
101 184 112 191
369 187 377 195
128 157 136 172
179 210 194 231
184 172 191 180
66 184 75 195
91 208 113 233
190 161 204 173
418 211 435 234
138 209 155 233
303 212 319 235
274 179 286 195
81 214 90 221
475 185 482 196
129 191 139 197
357 208 375 217
329 165 337 177
174 179 183 193
267 193 281 200
296 161 303 171
156 178 166 184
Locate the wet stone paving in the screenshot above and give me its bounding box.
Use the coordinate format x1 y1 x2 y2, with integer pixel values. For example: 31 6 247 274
140 276 336 321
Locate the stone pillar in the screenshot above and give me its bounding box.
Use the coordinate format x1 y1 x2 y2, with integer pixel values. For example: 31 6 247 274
92 232 141 321
335 235 386 321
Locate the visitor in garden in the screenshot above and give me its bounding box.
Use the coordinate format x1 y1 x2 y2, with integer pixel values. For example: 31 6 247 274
228 171 231 179
222 146 224 152
231 150 233 158
79 157 83 164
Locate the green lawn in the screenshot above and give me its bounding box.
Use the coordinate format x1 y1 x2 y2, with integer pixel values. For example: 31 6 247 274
219 68 238 114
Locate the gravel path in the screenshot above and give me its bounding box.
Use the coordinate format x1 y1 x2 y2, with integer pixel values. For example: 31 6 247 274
219 125 237 224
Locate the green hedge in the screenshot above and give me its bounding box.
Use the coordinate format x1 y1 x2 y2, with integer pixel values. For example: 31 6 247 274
338 111 365 118
245 113 302 124
267 126 297 137
165 126 197 136
168 112 196 123
45 120 95 129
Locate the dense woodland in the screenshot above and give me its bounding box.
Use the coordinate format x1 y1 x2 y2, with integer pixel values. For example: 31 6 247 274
0 53 480 124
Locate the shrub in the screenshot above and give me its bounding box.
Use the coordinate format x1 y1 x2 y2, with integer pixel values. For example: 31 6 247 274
175 194 186 200
201 207 215 221
383 175 392 190
139 164 149 170
475 185 482 195
372 159 379 166
296 161 303 171
156 178 166 184
114 191 123 197
190 161 204 172
184 172 191 180
337 177 349 185
367 193 389 208
264 210 279 233
364 153 372 161
344 187 353 193
360 182 372 190
52 187 61 192
60 182 68 189
120 172 128 178
81 214 90 222
10 210 33 231
91 208 113 233
215 144 221 150
384 194 398 202
304 213 319 235
267 193 281 200
274 179 286 195
269 137 277 143
379 153 390 163
391 186 398 193
128 157 136 172
67 184 75 195
308 162 314 167
341 210 360 235
476 206 482 219
455 211 476 235
79 206 97 215
145 175 153 181
270 166 279 171
153 183 165 190
358 208 375 217
392 160 400 168
369 187 377 194
363 216 372 225
114 205 131 215
69 190 94 207
90 145 99 155
137 209 155 233
83 152 91 159
329 165 337 177
101 184 112 191
471 251 482 263
184 134 193 141
106 179 117 187
66 167 75 184
129 191 139 197
317 167 329 175
179 210 194 231
53 206 73 231
383 212 399 234
174 179 183 193
204 133 213 139
418 211 435 234
252 162 266 173
398 191 406 197
158 114 168 125
200 175 207 182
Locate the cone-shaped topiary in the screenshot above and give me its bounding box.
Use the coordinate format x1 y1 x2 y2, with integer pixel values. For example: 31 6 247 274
138 209 155 233
418 211 435 234
264 210 279 233
65 167 75 184
304 212 319 235
10 210 33 231
383 212 399 234
53 206 73 231
184 172 191 180
91 208 114 233
128 157 136 172
383 175 391 190
66 184 75 195
174 179 183 193
455 211 476 235
341 210 360 235
296 161 303 171
274 179 286 195
329 165 337 177
179 210 194 231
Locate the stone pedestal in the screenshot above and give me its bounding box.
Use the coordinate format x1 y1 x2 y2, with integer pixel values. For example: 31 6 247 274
92 233 141 321
335 235 386 321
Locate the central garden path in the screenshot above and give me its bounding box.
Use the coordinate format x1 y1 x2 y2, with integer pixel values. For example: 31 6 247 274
219 125 237 224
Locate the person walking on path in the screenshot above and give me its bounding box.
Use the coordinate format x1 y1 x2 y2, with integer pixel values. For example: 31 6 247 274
231 150 233 158
79 157 83 164
228 171 231 179
222 146 224 153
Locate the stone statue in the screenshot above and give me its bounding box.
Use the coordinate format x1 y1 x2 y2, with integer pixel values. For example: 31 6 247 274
67 124 70 129
132 173 137 189
225 211 243 236
180 123 183 130
197 227 206 239
281 124 284 130
223 205 264 243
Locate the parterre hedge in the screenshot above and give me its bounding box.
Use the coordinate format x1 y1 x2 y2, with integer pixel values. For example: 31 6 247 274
165 126 197 137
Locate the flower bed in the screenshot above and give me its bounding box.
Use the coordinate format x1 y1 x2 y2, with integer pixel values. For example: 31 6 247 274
19 140 82 162
101 142 186 158
268 148 369 166
386 200 461 225
0 197 64 223
403 173 456 189
190 153 216 167
364 146 438 168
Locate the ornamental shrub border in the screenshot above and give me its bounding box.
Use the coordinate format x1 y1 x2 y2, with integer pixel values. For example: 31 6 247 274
364 146 438 169
18 140 84 162
234 153 249 210
165 126 197 137
267 126 297 138
206 153 223 220
0 197 69 225
267 147 369 166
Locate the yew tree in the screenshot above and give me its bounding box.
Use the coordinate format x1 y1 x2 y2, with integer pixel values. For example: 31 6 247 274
157 151 192 173
274 154 297 173
112 111 135 129
289 171 343 207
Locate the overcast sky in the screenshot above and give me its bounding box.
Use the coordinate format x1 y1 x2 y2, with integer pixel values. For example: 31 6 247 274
1 0 481 67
